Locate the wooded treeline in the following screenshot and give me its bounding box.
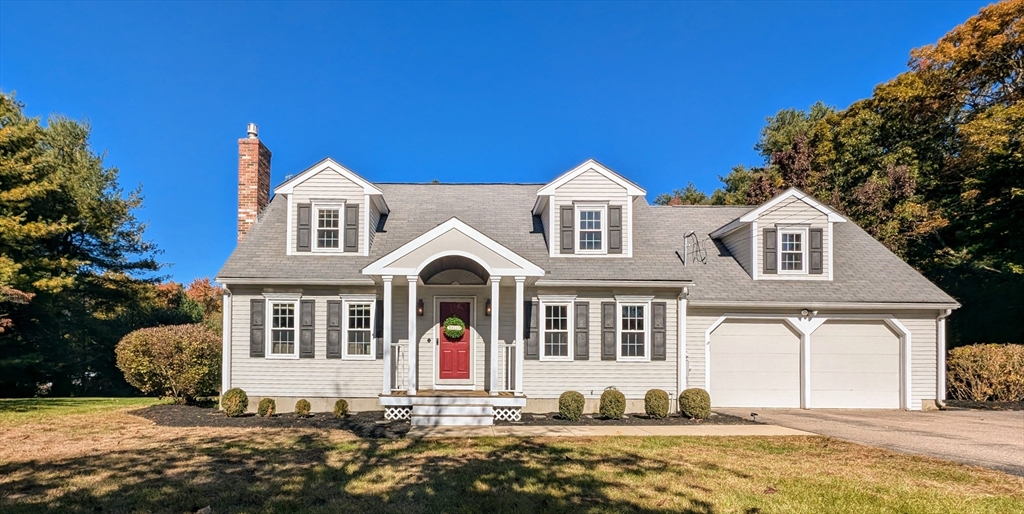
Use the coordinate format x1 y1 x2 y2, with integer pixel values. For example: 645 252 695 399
656 1 1023 347
0 93 222 396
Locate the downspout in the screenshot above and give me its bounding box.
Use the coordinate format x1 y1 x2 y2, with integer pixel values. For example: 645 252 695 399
221 286 232 401
677 287 688 412
937 309 952 406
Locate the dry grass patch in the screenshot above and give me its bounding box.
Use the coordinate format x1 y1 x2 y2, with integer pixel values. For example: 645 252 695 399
0 399 1022 513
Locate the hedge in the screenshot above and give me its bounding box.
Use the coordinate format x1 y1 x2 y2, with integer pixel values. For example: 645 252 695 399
948 344 1024 402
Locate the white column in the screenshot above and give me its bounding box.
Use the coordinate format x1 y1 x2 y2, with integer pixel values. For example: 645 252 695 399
677 293 687 401
381 276 393 395
221 289 232 395
514 276 525 395
407 275 418 395
937 310 950 402
489 277 501 394
800 332 811 409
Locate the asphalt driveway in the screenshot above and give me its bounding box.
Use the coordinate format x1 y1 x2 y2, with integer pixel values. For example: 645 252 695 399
716 408 1024 476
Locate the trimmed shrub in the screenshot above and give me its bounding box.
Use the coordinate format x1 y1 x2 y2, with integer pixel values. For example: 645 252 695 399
257 398 276 417
115 323 221 404
644 389 670 419
333 399 349 418
599 389 626 419
558 391 585 421
222 388 248 417
948 344 1024 402
295 399 312 417
679 388 711 419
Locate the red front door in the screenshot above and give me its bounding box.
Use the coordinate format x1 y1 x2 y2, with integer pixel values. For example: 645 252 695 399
439 302 471 380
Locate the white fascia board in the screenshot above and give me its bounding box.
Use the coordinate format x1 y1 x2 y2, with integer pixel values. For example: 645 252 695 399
531 194 547 216
536 158 646 197
687 300 962 310
709 218 746 239
738 188 847 223
361 217 545 277
273 157 385 196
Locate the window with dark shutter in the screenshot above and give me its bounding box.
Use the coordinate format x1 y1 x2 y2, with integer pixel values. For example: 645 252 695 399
560 206 574 254
250 299 265 357
299 299 315 358
601 302 616 360
651 302 666 361
524 300 540 359
763 228 777 274
326 300 342 359
608 206 622 254
574 302 589 360
297 204 312 252
809 228 823 274
344 204 359 252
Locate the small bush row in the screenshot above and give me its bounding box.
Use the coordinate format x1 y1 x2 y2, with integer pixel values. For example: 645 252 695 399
221 389 352 418
557 387 711 420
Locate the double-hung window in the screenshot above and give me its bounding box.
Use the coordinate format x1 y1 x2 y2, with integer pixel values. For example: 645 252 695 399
342 296 375 360
576 204 607 254
779 228 807 273
313 203 345 252
266 296 301 358
616 296 651 361
539 296 575 361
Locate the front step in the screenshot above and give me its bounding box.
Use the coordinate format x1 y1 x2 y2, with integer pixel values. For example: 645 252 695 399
411 403 494 426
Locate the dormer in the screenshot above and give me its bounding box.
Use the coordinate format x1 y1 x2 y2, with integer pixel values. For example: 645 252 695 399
274 158 389 256
711 188 846 280
533 159 645 258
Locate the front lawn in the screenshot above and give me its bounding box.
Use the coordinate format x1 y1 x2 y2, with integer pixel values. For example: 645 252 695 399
0 399 1021 513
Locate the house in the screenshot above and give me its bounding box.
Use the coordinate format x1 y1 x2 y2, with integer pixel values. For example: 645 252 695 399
216 125 959 425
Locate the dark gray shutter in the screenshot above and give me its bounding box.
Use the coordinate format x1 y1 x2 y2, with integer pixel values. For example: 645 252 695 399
524 300 539 360
763 228 777 274
601 302 616 360
299 299 315 358
250 299 265 357
560 206 574 254
809 228 823 274
344 204 359 252
651 302 666 361
374 299 384 359
326 300 342 359
574 302 589 360
608 206 622 254
297 204 312 252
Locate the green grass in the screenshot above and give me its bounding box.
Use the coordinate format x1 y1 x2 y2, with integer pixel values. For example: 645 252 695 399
1 399 1021 513
0 397 164 423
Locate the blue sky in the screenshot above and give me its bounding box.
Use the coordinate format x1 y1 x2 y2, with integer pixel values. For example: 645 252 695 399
0 1 990 283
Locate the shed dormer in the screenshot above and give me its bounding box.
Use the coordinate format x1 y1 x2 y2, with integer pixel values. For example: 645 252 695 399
711 188 846 281
275 158 389 256
533 159 645 258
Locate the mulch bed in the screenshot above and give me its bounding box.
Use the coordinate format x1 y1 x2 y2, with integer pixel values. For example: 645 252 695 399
495 411 758 426
131 405 410 439
944 400 1024 411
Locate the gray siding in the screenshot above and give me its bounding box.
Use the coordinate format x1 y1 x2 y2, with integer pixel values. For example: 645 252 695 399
721 224 753 277
290 168 365 254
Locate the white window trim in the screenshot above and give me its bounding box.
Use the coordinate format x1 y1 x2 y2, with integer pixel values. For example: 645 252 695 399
538 295 577 362
778 226 809 275
264 294 301 360
616 298 651 362
311 201 347 253
575 203 608 255
341 294 376 360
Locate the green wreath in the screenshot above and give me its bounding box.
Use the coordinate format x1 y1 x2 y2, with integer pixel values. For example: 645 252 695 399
443 315 466 340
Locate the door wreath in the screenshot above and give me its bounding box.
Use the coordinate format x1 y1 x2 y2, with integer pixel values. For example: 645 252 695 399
443 316 466 340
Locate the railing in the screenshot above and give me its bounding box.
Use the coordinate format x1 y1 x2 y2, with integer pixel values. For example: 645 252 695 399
500 343 517 392
390 342 407 392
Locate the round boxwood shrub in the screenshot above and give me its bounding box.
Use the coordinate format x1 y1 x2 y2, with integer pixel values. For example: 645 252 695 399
257 398 276 417
679 388 711 419
221 388 248 417
599 388 626 419
295 399 312 417
558 391 585 421
333 399 349 418
644 389 670 419
115 323 221 404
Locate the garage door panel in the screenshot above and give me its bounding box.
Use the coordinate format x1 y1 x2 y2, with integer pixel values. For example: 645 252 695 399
812 354 897 372
710 321 800 408
811 321 900 409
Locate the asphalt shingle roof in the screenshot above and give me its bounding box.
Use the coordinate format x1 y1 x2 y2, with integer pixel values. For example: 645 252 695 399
217 183 956 306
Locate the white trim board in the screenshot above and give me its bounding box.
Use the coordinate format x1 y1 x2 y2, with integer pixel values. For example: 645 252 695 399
274 157 386 198
535 158 646 199
710 188 847 239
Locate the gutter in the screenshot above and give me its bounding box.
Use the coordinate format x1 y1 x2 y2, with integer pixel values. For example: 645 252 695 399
688 300 961 310
214 277 378 286
534 279 692 288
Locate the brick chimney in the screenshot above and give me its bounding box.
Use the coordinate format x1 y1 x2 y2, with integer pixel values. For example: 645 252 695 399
238 123 272 241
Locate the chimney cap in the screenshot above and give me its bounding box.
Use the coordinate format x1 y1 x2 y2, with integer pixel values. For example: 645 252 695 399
246 123 259 139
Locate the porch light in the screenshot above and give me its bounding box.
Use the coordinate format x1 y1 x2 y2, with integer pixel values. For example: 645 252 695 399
485 299 491 316
417 299 424 317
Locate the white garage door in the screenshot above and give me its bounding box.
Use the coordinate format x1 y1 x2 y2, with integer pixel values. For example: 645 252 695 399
709 320 801 408
811 321 900 409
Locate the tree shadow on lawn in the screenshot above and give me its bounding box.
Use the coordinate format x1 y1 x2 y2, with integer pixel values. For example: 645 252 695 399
0 432 729 513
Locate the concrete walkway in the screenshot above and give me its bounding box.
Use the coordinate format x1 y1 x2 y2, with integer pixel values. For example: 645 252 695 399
408 423 812 438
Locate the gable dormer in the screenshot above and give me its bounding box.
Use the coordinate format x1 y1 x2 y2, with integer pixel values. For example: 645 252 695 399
711 188 846 280
275 158 389 256
533 159 645 258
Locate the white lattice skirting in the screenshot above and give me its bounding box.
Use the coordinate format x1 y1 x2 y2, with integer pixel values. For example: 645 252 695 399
493 407 522 422
384 406 411 421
